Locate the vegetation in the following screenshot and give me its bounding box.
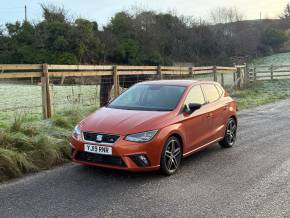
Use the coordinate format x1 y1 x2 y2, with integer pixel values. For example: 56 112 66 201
0 107 95 182
231 80 290 110
260 28 288 53
1 4 290 66
280 3 290 20
0 83 100 127
252 51 290 65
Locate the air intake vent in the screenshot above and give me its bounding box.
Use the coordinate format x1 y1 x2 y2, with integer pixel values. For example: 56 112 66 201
75 151 126 167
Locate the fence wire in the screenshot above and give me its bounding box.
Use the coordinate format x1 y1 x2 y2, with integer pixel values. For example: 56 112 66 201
0 79 43 123
0 71 237 122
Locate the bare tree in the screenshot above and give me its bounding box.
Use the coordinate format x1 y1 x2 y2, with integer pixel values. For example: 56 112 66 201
280 3 290 19
210 7 244 24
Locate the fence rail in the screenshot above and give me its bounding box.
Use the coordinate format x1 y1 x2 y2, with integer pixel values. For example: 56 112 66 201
0 64 238 78
0 64 243 119
249 64 290 82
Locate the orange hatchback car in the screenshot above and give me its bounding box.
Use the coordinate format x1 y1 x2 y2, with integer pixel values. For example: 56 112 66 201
70 80 237 175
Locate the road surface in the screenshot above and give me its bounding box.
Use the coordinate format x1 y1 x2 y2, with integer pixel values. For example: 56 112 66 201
1 99 290 218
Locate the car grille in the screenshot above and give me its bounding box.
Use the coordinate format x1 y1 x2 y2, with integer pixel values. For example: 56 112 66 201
83 132 119 144
75 151 126 167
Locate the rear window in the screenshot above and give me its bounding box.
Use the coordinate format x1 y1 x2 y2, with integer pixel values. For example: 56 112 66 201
215 84 224 96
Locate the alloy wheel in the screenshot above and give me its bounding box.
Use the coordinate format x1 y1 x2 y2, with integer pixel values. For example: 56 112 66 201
164 138 182 172
226 119 237 146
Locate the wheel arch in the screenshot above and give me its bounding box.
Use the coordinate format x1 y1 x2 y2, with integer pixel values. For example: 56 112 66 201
168 132 184 154
229 114 238 125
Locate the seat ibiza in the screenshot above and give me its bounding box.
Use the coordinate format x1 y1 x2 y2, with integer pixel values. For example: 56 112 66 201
70 80 237 175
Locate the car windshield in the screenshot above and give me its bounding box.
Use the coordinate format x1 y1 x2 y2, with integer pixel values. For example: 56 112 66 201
107 84 186 111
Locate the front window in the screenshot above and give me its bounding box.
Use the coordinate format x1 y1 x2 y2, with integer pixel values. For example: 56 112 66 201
108 84 186 111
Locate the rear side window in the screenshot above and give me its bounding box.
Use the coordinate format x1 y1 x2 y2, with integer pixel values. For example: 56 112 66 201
215 84 224 96
184 85 206 106
202 84 220 103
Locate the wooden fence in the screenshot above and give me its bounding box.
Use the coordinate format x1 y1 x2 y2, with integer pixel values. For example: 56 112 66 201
0 64 244 119
248 64 290 82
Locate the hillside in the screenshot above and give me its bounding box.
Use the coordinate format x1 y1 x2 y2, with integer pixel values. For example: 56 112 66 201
253 52 290 65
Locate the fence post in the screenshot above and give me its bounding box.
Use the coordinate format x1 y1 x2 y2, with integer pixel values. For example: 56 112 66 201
270 65 274 80
41 64 53 119
240 65 245 89
236 67 241 89
243 63 247 86
41 70 48 119
189 67 193 77
253 66 257 82
213 65 217 82
233 63 236 83
221 73 224 86
113 65 120 98
241 63 247 88
233 72 236 83
157 65 163 80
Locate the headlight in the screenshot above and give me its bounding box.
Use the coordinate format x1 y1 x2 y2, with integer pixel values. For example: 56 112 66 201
125 130 158 142
73 125 81 139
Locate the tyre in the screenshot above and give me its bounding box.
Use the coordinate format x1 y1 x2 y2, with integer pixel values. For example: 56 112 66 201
219 117 237 148
160 136 182 175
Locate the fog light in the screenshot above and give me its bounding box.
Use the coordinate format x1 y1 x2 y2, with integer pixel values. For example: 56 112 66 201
129 154 150 167
139 155 149 165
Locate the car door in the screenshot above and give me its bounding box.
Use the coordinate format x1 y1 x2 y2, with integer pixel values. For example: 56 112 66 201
181 85 212 153
201 84 225 141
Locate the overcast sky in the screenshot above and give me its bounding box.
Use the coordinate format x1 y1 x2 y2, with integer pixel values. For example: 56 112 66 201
0 0 289 27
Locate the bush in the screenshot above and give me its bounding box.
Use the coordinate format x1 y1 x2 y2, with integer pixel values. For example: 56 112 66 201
0 110 81 182
260 28 288 51
0 148 36 182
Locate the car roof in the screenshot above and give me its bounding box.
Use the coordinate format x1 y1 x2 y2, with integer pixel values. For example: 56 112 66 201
138 80 217 87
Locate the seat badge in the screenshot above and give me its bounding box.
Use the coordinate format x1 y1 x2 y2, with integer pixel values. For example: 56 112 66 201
96 134 103 142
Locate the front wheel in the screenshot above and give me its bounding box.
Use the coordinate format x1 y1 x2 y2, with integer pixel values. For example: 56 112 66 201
160 136 182 175
219 117 237 148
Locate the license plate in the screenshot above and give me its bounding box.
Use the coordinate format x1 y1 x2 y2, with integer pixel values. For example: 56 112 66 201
84 144 112 155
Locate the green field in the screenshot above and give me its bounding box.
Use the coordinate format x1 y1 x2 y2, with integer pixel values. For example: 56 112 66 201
0 83 100 127
231 80 290 110
253 52 290 65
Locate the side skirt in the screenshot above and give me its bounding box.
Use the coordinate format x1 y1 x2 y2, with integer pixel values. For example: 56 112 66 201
182 137 223 157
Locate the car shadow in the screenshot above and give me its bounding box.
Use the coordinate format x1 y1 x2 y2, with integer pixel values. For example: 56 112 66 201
181 143 223 167
76 164 161 179
72 143 224 183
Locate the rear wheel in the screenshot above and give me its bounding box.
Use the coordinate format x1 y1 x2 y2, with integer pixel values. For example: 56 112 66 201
160 136 182 175
219 118 237 148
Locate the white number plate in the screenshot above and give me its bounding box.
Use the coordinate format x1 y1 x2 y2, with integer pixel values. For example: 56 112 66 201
84 144 112 155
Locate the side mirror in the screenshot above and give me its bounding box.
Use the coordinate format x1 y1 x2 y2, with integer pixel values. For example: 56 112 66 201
184 103 202 114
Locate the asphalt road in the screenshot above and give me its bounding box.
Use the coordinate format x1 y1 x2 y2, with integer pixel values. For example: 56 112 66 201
1 99 290 218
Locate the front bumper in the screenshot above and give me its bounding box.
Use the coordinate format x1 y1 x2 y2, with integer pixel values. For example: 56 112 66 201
70 135 164 172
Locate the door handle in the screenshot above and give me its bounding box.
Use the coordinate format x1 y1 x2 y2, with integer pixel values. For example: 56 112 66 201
206 113 213 118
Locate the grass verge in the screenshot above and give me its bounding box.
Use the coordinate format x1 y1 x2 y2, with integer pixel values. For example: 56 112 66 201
1 80 290 182
231 80 290 110
0 107 95 183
